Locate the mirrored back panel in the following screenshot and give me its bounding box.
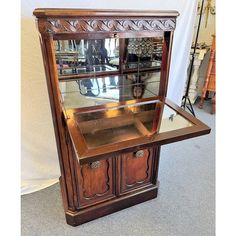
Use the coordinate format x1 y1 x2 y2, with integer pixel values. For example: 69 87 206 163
59 72 160 109
124 37 163 71
54 38 119 77
54 35 164 109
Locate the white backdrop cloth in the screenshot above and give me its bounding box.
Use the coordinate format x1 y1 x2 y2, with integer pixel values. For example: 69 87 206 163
21 0 197 194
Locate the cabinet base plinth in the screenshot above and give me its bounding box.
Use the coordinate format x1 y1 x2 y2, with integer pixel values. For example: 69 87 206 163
65 186 158 226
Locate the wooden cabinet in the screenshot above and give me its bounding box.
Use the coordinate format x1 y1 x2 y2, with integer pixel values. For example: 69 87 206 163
33 8 210 226
75 148 158 207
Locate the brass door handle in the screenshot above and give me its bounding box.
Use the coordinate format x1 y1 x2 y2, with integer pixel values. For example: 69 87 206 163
135 150 144 158
90 161 100 169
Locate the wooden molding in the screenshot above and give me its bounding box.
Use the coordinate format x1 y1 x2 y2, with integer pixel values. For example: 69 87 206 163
65 186 158 226
33 8 179 18
37 17 176 34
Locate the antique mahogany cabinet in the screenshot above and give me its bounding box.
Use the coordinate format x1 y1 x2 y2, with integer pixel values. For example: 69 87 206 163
33 8 210 226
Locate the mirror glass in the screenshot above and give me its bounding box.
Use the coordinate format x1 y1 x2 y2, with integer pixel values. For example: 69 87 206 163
59 72 160 109
54 39 119 77
55 35 164 109
124 37 163 71
72 101 193 149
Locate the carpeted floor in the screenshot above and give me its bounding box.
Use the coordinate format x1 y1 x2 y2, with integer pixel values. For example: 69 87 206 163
21 101 215 236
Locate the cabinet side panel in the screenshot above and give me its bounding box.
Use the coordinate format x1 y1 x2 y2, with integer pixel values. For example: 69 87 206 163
39 34 77 210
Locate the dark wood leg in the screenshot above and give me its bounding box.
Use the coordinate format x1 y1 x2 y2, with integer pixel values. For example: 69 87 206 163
199 88 207 109
211 93 216 114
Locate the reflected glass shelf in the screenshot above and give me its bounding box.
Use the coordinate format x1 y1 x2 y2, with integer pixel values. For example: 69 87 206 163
124 60 161 70
54 36 163 79
57 64 119 76
59 72 161 109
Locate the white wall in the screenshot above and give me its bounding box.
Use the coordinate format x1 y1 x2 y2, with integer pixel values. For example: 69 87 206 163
21 0 197 194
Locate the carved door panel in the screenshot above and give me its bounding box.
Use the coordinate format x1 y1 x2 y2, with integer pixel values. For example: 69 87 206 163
76 158 115 207
120 148 154 194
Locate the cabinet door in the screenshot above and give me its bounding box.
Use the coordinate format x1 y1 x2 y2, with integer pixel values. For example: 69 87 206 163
120 148 154 194
76 158 115 208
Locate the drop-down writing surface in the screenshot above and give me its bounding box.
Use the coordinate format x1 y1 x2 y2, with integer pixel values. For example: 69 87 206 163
64 97 209 164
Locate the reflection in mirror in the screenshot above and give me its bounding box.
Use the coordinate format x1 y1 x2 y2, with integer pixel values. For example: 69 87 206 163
124 37 163 71
57 36 164 110
54 39 119 77
59 72 160 109
69 101 193 149
159 105 193 133
73 100 162 148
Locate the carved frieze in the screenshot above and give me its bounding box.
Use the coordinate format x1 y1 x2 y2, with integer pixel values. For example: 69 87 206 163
38 17 176 34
